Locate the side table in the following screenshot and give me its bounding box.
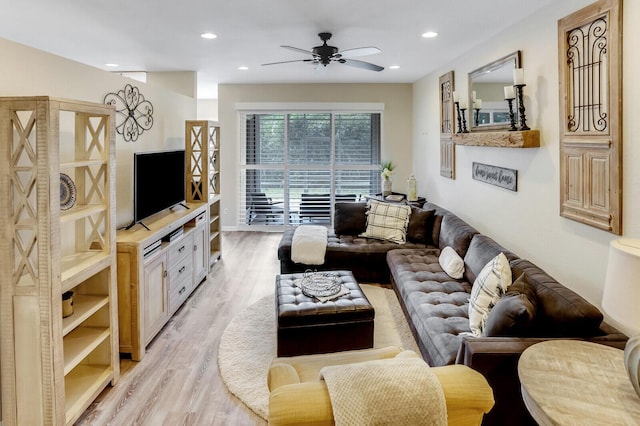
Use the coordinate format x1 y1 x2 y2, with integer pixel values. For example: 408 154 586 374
518 340 640 425
364 192 426 208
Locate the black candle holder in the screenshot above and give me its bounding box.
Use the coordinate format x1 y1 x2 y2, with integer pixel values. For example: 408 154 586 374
455 101 463 133
506 98 518 131
474 108 481 126
460 108 469 133
514 84 530 131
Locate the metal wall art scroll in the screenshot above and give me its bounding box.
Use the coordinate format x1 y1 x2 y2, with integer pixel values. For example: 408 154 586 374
104 84 154 142
472 162 517 192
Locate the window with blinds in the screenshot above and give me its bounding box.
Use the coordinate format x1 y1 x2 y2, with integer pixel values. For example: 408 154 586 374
240 111 381 227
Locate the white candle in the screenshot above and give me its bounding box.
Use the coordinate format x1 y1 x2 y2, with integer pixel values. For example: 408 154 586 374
474 99 483 109
513 68 524 85
459 99 467 109
472 91 477 100
453 91 459 102
504 85 515 99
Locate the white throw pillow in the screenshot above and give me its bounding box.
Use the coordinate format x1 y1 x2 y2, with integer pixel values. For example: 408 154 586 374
438 246 465 279
468 252 512 336
359 200 411 244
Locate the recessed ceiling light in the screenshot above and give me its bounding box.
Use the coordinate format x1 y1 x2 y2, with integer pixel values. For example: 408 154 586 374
105 63 119 67
422 31 439 38
201 32 217 39
389 65 400 70
238 66 249 70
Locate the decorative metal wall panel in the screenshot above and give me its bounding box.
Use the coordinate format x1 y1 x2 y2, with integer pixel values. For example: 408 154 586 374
566 18 609 134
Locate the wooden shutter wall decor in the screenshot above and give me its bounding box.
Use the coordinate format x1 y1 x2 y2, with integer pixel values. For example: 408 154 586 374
558 0 622 234
439 71 455 179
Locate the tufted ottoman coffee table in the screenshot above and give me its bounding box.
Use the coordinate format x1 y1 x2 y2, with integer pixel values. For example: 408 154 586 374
275 270 375 357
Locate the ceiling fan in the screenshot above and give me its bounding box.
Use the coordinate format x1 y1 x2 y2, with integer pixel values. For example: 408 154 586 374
262 32 384 72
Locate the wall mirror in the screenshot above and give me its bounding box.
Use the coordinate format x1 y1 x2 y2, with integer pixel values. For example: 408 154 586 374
468 50 521 131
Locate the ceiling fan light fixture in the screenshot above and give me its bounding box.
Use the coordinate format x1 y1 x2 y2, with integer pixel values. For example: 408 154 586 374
422 31 439 38
389 65 400 69
264 32 384 72
201 32 218 40
238 66 249 70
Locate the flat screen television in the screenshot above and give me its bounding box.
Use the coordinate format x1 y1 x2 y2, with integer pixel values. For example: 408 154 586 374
129 149 186 229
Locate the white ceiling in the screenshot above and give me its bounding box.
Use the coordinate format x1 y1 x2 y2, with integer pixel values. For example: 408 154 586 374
0 0 556 99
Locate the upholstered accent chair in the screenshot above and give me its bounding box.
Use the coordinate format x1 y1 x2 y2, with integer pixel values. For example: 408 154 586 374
268 346 495 426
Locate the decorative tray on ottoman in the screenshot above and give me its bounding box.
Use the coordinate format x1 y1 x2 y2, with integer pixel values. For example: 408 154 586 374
298 270 342 298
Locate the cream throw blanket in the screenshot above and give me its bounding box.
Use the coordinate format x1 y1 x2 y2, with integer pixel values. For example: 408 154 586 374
319 357 447 426
291 225 328 265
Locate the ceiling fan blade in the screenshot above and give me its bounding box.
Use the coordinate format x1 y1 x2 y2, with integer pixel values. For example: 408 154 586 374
281 45 316 56
338 47 381 58
342 59 384 72
262 59 315 66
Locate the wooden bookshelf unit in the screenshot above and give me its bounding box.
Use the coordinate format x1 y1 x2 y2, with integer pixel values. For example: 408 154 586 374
186 120 222 268
0 97 119 424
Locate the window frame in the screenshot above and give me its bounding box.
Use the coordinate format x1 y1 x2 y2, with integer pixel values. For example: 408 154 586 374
237 103 384 229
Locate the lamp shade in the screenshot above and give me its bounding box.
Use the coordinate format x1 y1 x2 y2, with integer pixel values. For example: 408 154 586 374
603 238 640 398
602 239 640 335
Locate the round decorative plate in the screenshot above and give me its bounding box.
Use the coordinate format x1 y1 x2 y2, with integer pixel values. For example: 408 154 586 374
60 173 77 210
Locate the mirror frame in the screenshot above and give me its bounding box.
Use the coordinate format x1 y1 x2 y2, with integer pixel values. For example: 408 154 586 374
468 50 521 132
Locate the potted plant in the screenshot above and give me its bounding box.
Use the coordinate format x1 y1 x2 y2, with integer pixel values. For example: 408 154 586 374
381 161 395 196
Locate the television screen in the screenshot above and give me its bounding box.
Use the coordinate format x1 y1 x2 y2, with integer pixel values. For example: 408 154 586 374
133 150 185 224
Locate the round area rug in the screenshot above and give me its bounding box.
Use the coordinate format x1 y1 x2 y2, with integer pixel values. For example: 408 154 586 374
217 284 419 420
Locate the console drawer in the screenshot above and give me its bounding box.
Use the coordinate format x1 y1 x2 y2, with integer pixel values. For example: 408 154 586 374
186 212 207 227
169 275 191 313
169 255 192 291
167 232 194 265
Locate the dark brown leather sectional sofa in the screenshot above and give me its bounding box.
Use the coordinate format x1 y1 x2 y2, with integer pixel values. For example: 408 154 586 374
277 201 627 425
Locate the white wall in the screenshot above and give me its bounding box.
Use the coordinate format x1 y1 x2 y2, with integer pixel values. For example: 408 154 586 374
218 83 413 229
0 37 198 228
197 99 219 121
412 0 640 321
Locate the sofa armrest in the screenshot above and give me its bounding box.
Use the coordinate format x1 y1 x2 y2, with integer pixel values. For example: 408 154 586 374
269 382 334 426
431 364 495 425
268 363 300 392
456 335 628 425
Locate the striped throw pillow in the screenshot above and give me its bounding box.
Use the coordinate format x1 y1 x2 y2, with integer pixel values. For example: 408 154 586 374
468 252 512 336
360 200 411 244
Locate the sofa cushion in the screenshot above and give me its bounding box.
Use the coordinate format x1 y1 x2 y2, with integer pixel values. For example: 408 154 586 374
463 234 520 285
432 215 443 250
407 207 436 245
279 228 427 284
510 259 604 336
483 272 537 337
468 253 512 336
439 246 465 279
360 200 411 244
388 249 473 366
334 202 367 235
437 212 479 257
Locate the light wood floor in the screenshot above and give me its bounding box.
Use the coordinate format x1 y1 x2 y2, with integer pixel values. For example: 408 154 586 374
76 231 282 426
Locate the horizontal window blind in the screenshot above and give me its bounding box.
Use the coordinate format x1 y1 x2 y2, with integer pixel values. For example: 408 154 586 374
239 111 381 228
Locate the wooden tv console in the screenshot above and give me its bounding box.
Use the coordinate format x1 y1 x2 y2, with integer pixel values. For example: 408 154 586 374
116 203 209 360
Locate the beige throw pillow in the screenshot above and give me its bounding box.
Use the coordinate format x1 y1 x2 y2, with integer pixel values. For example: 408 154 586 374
438 246 465 279
360 200 411 244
